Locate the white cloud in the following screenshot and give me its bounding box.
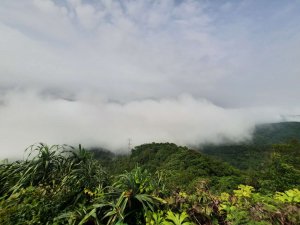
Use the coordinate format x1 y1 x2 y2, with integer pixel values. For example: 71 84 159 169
0 0 227 99
1 90 294 159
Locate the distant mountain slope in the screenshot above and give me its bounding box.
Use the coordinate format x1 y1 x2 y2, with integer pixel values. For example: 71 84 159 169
253 121 300 144
201 122 300 170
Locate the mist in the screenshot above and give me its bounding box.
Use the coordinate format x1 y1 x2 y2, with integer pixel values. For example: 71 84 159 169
1 90 298 159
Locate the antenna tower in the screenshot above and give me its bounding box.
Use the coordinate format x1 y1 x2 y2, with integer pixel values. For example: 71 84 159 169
128 138 132 150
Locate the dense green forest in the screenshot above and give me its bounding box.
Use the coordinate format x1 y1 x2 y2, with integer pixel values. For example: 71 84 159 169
201 122 300 170
0 122 299 224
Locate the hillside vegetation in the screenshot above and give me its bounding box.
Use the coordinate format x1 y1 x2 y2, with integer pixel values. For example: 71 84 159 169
1 139 299 224
201 122 300 170
105 143 245 193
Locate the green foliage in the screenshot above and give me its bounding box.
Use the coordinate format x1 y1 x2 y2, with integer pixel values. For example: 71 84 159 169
202 122 300 171
145 211 165 225
0 144 107 224
254 122 300 145
0 142 299 224
145 211 194 225
275 189 300 203
220 186 300 225
258 144 300 193
108 167 165 224
164 211 193 225
108 143 242 193
233 185 254 198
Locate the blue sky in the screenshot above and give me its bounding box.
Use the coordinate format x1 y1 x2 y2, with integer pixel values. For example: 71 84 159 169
0 0 300 157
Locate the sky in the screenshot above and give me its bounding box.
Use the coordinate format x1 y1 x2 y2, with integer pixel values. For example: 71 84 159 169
1 0 300 158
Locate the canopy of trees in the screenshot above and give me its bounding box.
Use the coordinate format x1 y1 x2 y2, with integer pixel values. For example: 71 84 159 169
1 141 299 224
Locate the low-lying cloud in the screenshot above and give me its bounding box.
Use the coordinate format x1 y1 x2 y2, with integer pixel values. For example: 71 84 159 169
1 90 298 159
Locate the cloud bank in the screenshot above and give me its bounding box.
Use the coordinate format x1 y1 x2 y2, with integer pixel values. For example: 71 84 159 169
1 0 300 158
1 90 299 159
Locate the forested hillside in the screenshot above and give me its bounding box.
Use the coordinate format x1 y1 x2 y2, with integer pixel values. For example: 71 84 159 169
201 122 300 170
0 122 299 224
105 143 244 193
1 140 299 224
254 122 300 144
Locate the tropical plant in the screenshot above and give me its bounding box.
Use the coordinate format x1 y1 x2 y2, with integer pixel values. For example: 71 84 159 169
145 210 165 225
163 211 194 225
108 167 164 224
0 143 108 225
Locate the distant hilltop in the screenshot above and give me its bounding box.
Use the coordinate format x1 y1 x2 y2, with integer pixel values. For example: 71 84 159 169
280 114 300 121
